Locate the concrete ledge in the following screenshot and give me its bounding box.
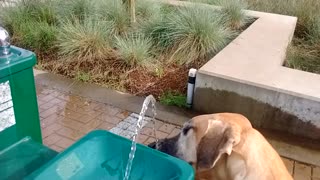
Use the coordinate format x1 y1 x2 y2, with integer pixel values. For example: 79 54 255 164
193 2 320 140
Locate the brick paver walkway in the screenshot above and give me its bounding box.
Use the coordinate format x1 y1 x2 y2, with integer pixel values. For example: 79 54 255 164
36 85 320 180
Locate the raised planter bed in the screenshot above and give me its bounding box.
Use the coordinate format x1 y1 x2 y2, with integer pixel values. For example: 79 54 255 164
191 4 320 140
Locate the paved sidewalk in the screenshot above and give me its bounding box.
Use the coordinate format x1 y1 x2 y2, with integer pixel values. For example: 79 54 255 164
36 84 320 180
36 84 180 151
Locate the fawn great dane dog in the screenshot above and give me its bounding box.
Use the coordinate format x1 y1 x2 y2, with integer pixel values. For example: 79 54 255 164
148 113 293 180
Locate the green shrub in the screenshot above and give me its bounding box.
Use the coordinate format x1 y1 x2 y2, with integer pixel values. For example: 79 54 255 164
0 5 30 39
185 0 249 30
1 0 57 25
18 21 57 52
115 35 154 67
136 0 161 21
160 92 187 108
56 16 113 61
21 0 57 25
95 0 130 36
184 0 219 4
286 43 320 74
246 0 320 41
139 8 174 50
164 6 233 64
142 5 234 64
55 0 95 23
0 0 57 52
218 0 249 30
75 71 91 82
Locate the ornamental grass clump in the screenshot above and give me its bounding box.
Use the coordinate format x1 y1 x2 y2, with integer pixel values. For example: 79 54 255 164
115 35 154 67
146 6 234 65
56 16 113 61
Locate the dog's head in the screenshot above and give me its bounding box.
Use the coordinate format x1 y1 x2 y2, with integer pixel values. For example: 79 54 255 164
148 113 252 171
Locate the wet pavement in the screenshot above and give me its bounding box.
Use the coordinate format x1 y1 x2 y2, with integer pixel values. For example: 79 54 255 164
35 84 320 180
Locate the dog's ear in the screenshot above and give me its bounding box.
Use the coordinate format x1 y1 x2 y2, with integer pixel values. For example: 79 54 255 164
196 120 240 170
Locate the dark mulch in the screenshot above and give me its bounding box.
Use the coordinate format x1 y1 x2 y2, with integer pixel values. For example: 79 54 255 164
37 53 202 99
126 65 189 99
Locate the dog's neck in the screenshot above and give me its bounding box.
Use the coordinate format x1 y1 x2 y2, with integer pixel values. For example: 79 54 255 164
196 154 229 180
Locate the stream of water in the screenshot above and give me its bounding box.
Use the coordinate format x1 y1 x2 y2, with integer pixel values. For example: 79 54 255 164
123 95 157 180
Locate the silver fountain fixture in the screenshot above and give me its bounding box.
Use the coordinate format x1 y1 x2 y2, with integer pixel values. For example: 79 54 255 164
0 26 11 56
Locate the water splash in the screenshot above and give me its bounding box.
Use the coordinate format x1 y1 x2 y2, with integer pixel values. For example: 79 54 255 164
123 95 157 180
150 98 158 144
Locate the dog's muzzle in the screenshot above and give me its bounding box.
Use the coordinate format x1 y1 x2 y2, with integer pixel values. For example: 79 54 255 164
147 134 180 158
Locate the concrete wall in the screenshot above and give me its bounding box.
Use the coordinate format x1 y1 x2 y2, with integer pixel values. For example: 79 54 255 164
194 74 320 139
192 4 320 140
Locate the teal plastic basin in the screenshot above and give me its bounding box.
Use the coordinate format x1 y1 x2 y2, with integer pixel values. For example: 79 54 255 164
27 130 194 180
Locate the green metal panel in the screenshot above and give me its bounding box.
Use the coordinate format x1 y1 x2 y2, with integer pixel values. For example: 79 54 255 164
0 137 57 179
0 46 42 151
0 126 18 150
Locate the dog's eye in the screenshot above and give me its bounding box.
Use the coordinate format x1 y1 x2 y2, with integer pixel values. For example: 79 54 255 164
182 124 193 135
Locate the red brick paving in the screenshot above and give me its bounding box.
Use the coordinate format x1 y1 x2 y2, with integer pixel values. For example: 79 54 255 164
294 162 312 180
283 158 294 175
36 85 319 179
137 134 149 144
50 145 64 152
155 130 169 139
55 137 74 149
116 111 131 119
144 119 164 130
313 166 320 180
97 122 115 130
144 137 156 145
56 127 84 141
43 134 62 146
158 123 176 134
168 127 181 138
98 113 122 124
140 127 155 136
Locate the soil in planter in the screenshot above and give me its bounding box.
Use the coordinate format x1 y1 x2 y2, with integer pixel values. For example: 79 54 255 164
38 55 198 101
126 65 190 99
